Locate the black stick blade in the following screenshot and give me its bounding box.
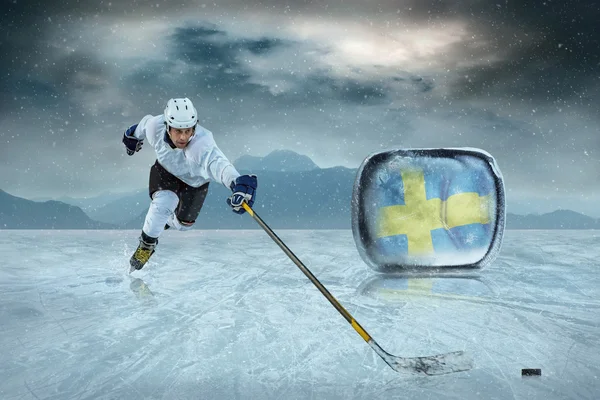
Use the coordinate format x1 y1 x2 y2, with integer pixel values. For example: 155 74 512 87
370 342 474 376
389 350 473 375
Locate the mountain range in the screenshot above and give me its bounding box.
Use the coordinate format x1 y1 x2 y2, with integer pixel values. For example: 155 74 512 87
234 149 319 172
0 189 114 229
2 151 599 230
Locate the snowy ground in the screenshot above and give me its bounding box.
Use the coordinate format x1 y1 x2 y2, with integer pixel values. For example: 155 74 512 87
1 229 599 399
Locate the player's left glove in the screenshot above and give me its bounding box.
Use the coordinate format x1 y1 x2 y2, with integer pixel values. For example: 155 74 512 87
122 124 143 156
227 174 257 214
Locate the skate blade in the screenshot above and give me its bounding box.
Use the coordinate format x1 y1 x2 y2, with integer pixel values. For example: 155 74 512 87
129 249 154 273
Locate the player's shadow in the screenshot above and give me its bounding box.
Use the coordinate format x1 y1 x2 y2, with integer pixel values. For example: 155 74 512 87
357 270 498 304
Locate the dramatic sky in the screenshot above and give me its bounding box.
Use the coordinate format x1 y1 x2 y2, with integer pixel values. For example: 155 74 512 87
1 0 599 215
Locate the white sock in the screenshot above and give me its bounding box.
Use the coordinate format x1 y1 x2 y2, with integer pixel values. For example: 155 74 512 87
166 213 194 231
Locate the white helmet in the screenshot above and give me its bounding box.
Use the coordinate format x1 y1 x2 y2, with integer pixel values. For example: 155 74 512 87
164 98 198 129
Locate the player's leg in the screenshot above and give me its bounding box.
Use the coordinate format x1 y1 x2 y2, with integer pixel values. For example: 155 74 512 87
130 161 180 271
165 182 210 231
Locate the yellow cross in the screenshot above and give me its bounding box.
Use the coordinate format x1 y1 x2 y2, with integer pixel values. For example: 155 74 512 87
377 168 491 255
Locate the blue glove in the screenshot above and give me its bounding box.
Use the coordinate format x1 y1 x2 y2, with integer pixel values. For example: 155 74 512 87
122 124 143 156
227 175 257 214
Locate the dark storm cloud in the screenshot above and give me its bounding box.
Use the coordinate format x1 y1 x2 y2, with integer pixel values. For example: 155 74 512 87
0 0 598 215
293 75 389 105
123 25 299 102
125 24 416 108
441 1 599 108
225 0 598 109
165 25 266 93
2 48 112 143
171 26 244 67
1 0 112 117
7 0 596 110
1 2 47 114
246 38 287 55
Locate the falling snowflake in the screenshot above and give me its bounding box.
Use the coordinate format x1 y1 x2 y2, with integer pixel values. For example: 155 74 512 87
464 232 478 246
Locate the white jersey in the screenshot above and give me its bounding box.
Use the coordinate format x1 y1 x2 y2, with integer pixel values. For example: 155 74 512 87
132 114 240 189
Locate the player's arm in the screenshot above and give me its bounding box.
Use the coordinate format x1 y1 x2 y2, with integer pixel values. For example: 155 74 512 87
121 115 156 156
202 138 258 215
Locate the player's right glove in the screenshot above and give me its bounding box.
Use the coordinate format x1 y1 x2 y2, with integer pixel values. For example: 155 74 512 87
122 124 143 156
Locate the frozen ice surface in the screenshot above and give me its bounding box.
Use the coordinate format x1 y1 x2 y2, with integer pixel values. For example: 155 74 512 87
0 229 599 399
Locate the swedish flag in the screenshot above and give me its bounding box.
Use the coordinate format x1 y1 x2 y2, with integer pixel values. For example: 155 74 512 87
353 148 504 269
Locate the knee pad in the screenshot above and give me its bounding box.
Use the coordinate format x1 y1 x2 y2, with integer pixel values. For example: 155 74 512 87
151 190 179 216
144 191 180 237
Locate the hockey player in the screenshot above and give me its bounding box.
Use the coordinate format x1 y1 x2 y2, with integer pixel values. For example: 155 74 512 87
122 97 257 271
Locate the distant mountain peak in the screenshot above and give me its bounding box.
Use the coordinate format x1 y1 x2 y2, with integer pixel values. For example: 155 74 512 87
545 209 588 217
234 149 319 172
507 209 599 229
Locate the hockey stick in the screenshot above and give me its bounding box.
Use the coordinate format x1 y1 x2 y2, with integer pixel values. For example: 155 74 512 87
241 202 473 375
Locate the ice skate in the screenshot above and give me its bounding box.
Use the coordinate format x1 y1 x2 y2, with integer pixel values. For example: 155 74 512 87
129 232 157 272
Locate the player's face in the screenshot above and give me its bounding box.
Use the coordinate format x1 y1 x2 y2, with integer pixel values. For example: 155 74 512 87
169 127 195 148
